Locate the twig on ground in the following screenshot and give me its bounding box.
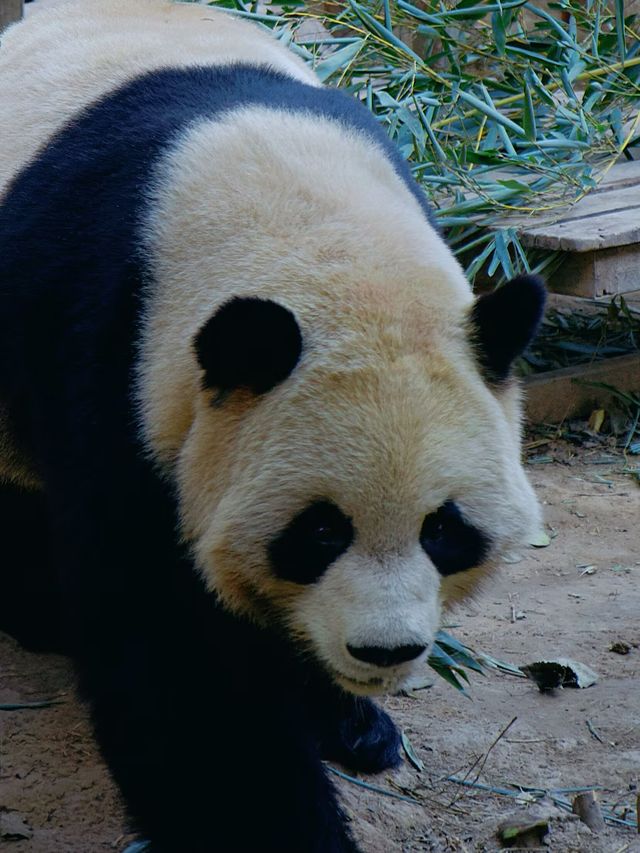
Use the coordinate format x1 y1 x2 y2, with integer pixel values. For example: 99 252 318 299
386 778 469 816
448 716 518 807
0 699 63 711
586 719 604 743
446 777 526 799
326 765 420 805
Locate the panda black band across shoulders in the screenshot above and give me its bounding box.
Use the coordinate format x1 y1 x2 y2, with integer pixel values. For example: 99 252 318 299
0 63 435 291
0 63 436 431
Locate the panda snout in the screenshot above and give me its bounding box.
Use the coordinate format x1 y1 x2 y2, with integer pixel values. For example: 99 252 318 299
346 643 427 668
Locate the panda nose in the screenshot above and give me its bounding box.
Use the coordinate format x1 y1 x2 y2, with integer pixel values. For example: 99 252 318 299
346 643 426 668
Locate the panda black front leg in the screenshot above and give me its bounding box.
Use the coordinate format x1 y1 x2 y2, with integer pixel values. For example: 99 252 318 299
325 696 402 774
35 453 359 853
84 637 361 853
311 686 402 774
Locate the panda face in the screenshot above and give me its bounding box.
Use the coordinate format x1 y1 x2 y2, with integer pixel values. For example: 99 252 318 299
267 499 489 692
176 293 542 695
136 109 545 695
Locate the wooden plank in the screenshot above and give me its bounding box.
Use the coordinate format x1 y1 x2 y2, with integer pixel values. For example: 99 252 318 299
524 353 640 424
540 181 640 219
493 162 640 253
520 185 640 251
0 0 22 32
597 159 640 191
490 162 640 296
523 209 640 253
548 243 640 297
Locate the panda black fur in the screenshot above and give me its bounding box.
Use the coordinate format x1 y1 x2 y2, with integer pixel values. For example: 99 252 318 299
0 1 545 850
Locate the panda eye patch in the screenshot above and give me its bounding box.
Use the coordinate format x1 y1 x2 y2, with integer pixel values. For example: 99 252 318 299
268 501 354 585
420 501 489 576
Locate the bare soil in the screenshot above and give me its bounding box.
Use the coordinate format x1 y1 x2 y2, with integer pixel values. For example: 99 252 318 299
1 440 638 852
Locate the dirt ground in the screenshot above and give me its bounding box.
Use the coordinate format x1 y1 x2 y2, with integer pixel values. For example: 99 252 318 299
1 437 638 852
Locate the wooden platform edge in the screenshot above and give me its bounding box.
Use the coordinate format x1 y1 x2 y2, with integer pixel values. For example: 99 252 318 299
0 0 23 33
524 352 640 424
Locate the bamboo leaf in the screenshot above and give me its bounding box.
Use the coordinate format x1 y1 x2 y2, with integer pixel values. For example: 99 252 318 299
121 843 151 853
459 88 526 138
522 79 537 141
529 531 551 548
428 642 465 671
314 40 364 82
401 730 425 771
398 0 527 24
347 0 423 63
428 662 470 695
615 0 626 64
492 11 506 57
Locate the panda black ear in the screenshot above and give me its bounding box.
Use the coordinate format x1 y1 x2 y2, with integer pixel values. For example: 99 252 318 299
470 275 546 382
194 297 303 397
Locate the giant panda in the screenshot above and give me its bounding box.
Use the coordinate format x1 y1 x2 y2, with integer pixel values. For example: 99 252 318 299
0 0 545 849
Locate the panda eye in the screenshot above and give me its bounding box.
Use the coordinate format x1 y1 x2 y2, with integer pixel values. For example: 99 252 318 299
420 513 447 542
420 501 489 576
312 523 345 548
268 501 354 585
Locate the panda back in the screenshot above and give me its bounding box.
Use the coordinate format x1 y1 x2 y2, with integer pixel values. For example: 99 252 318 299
0 0 457 488
0 0 315 195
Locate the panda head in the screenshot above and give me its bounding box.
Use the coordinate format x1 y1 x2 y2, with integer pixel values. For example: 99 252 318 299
182 279 545 696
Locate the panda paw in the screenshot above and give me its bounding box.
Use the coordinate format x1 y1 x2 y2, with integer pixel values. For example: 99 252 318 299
321 697 402 774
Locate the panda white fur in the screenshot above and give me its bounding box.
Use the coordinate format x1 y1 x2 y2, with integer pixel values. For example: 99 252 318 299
0 1 545 849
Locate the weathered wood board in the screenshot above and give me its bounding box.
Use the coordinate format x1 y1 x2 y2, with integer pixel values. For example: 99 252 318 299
505 160 640 298
524 353 640 424
0 0 22 32
551 242 640 298
523 183 640 253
